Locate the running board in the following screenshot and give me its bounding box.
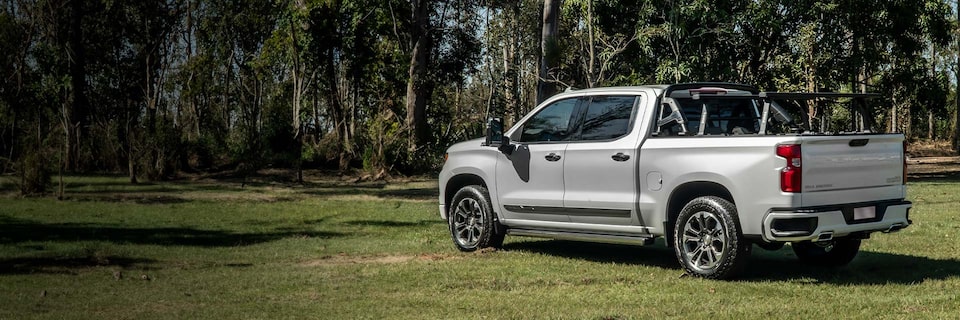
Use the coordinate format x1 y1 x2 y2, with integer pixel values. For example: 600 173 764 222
507 228 656 246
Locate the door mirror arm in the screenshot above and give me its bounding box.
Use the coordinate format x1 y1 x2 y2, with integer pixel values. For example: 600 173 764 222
498 136 514 155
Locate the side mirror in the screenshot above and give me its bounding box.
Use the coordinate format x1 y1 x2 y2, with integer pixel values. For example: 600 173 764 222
485 117 504 147
485 117 515 155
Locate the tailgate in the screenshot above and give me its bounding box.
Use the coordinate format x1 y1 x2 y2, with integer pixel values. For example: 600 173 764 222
800 134 906 205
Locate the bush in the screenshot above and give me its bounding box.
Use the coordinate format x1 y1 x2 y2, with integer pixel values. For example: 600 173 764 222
16 149 50 195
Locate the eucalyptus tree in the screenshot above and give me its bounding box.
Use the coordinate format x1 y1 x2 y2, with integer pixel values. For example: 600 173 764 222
537 0 561 104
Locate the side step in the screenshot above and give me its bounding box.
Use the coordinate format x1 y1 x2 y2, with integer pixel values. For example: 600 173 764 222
507 228 656 246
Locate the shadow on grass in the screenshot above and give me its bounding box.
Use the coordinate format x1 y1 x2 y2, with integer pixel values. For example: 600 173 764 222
64 184 228 193
908 171 960 183
301 187 438 201
503 240 680 270
343 219 445 228
0 255 156 275
742 249 960 285
301 181 388 189
504 239 960 285
378 188 438 200
66 195 194 205
0 217 344 248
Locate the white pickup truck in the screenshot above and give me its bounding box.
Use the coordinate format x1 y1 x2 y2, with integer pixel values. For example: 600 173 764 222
438 83 911 279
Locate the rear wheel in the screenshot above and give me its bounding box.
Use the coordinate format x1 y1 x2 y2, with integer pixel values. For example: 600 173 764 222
673 196 751 279
791 238 861 266
448 185 505 251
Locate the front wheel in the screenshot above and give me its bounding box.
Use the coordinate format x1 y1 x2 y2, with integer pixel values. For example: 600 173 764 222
673 196 751 279
791 238 861 266
448 185 505 252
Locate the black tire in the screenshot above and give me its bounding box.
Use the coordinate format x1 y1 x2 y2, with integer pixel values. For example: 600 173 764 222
673 196 751 279
448 185 505 252
791 238 861 266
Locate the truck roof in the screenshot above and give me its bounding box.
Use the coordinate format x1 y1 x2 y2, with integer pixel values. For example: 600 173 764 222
552 85 668 99
564 85 669 93
557 83 757 98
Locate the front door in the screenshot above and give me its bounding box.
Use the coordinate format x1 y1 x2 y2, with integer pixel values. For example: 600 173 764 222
496 97 581 222
563 95 643 225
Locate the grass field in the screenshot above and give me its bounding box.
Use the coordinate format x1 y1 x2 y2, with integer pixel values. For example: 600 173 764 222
1 168 959 319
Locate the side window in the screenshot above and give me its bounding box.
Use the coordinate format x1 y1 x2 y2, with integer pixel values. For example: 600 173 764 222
579 96 636 141
519 98 578 142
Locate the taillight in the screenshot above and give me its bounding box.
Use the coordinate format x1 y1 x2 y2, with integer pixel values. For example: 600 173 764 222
777 144 802 193
902 140 908 185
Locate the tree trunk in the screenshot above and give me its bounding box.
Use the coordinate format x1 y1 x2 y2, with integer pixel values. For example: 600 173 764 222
125 106 138 184
67 0 89 171
586 0 596 88
955 0 960 153
857 67 867 131
5 110 14 173
502 2 520 124
891 96 898 133
405 0 432 155
186 0 200 140
324 36 350 171
145 53 159 179
537 0 560 104
290 13 305 183
312 93 320 144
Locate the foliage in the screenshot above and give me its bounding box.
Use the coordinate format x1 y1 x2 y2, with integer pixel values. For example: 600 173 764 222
1 0 959 180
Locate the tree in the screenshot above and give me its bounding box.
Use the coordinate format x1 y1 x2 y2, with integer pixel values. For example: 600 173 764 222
66 0 89 172
537 0 560 104
955 0 960 153
405 0 433 157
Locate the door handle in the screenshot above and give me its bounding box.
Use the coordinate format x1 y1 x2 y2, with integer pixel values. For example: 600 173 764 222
611 153 630 162
545 153 561 162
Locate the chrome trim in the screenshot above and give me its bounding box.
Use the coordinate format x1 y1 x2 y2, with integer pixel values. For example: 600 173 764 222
503 205 632 218
507 228 655 246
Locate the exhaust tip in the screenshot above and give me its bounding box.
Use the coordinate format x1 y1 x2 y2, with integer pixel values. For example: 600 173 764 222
815 232 834 242
884 223 906 233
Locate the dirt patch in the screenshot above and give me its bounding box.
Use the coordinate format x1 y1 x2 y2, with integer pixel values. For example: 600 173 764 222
301 253 458 266
908 156 960 174
184 168 435 187
907 140 956 158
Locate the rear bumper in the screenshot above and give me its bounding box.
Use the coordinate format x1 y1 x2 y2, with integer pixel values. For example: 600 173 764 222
439 204 447 220
761 200 912 242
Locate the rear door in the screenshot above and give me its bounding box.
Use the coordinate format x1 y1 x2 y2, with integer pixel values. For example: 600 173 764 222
496 97 582 222
563 95 643 225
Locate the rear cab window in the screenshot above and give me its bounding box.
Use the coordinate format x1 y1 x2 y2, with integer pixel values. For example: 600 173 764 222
579 96 637 141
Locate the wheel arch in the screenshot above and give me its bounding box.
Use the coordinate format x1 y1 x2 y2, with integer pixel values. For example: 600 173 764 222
663 181 735 247
443 173 488 219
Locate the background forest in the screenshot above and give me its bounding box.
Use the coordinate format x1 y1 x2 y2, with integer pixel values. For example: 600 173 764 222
2 0 960 194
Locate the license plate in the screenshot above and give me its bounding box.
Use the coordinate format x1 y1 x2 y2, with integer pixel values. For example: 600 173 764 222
853 206 876 220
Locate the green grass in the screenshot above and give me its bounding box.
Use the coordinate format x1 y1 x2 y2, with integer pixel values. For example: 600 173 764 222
1 174 959 319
